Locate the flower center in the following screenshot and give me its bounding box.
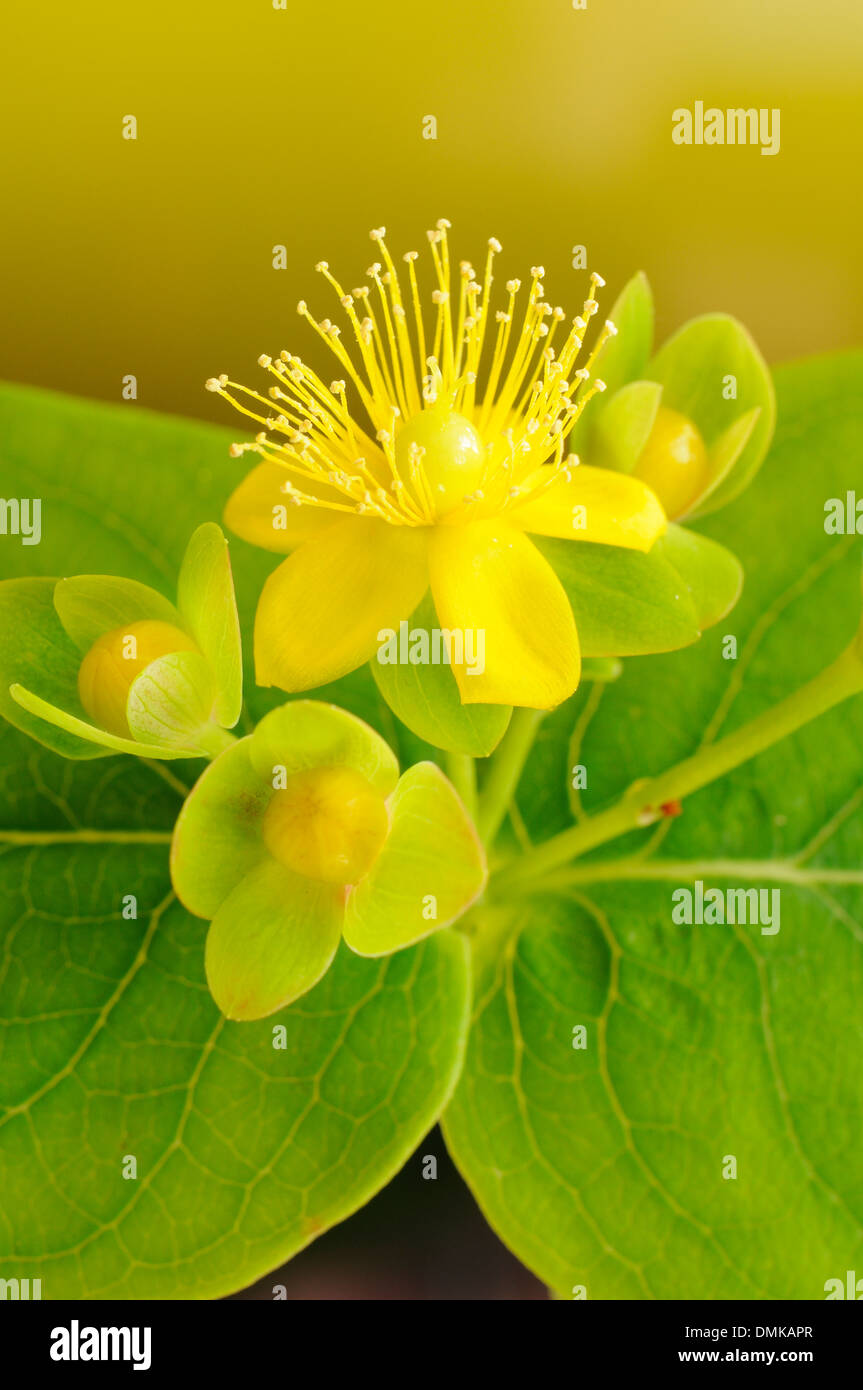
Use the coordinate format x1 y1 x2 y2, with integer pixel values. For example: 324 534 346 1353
78 619 197 738
633 406 709 518
393 406 486 517
262 765 389 885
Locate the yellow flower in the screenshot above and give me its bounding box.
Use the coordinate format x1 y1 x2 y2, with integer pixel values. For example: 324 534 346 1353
209 222 666 709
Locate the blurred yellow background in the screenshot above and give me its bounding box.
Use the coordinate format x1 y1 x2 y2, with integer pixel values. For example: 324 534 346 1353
3 0 861 427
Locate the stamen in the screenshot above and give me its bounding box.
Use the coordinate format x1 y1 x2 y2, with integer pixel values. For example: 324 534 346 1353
210 224 610 528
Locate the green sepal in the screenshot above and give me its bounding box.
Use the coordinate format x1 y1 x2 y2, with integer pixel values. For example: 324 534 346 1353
343 761 487 956
10 681 201 759
205 857 345 1021
647 313 776 516
595 271 655 398
53 574 182 652
248 699 399 796
536 535 701 657
588 379 662 474
126 649 221 753
0 578 109 760
689 406 761 519
370 592 512 757
654 524 744 630
1 577 210 761
170 737 272 919
177 522 243 727
569 273 654 455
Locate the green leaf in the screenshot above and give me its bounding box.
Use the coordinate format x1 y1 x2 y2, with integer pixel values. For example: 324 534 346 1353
648 314 775 516
177 523 243 727
443 348 863 1298
343 761 487 956
0 825 470 1296
371 593 512 757
536 534 701 656
0 381 470 1297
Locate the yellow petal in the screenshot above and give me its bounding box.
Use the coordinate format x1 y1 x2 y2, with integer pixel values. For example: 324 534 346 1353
428 521 580 708
509 464 666 551
224 461 348 553
255 518 429 691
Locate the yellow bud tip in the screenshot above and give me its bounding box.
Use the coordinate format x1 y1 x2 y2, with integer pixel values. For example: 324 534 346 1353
632 406 710 520
262 766 389 885
77 620 197 738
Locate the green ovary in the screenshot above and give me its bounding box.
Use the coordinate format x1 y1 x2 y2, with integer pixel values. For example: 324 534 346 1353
77 619 197 737
394 406 486 516
262 765 389 885
632 405 710 519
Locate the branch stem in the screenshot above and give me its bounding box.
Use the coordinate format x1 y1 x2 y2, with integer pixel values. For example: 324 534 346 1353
445 751 477 820
477 708 545 845
494 643 863 894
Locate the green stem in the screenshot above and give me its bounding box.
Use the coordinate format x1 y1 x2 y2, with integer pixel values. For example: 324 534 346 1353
445 751 477 820
142 759 191 797
495 642 863 894
197 725 238 760
477 708 545 845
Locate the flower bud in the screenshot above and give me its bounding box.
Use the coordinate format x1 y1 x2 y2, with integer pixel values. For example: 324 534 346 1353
262 764 389 885
632 406 710 520
78 619 197 738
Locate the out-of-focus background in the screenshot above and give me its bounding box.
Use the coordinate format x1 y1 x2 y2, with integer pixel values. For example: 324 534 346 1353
2 0 861 1299
3 0 862 429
